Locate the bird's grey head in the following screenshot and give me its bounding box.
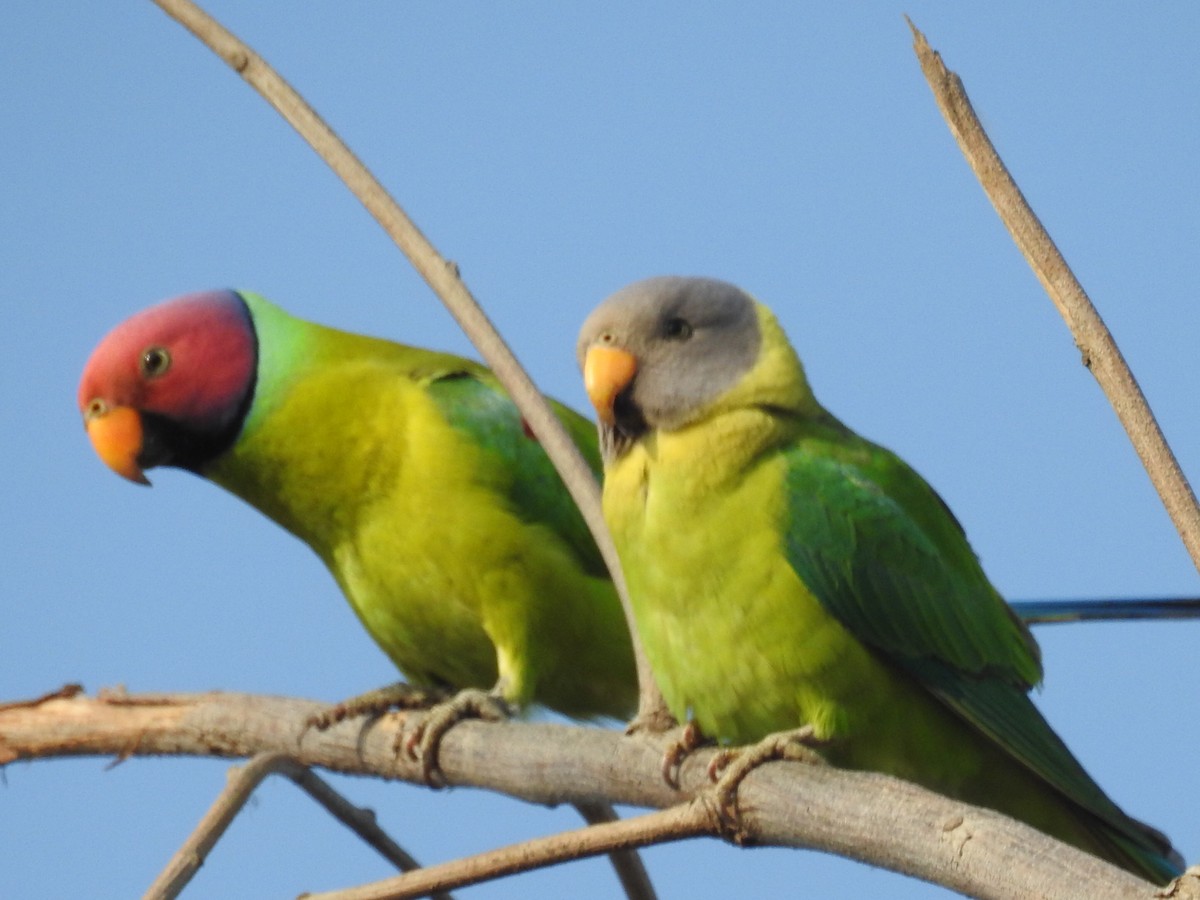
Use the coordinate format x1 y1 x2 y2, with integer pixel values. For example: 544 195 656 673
577 276 762 459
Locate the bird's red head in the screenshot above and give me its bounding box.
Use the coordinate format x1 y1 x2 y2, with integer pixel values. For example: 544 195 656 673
77 290 258 484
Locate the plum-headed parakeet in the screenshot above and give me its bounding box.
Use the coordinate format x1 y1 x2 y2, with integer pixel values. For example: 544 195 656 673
79 290 635 722
577 276 1182 883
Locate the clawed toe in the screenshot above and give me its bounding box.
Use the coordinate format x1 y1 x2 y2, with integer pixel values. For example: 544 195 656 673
305 682 451 733
394 688 514 786
660 720 709 789
706 726 826 841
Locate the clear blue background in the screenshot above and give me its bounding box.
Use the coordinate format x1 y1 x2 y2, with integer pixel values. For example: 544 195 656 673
3 4 1198 898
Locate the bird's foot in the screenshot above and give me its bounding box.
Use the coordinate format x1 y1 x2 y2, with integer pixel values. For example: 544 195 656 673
660 720 712 790
705 725 827 843
396 687 514 786
305 682 451 732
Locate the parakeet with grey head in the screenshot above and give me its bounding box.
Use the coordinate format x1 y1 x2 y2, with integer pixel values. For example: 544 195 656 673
577 275 1182 883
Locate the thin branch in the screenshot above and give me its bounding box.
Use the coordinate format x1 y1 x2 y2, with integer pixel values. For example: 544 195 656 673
0 690 1162 900
143 752 290 898
907 18 1200 574
287 766 454 900
572 801 659 900
143 752 287 899
310 803 708 900
144 751 452 900
148 0 667 726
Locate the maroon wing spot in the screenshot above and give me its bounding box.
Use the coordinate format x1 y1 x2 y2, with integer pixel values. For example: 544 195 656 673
521 417 539 441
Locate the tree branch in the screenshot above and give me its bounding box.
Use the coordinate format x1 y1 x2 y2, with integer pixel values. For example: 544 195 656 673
311 804 706 900
147 0 667 726
145 751 453 900
0 689 1165 900
571 801 658 900
907 17 1200 574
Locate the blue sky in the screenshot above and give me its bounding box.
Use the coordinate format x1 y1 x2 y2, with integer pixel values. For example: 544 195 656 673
4 4 1199 898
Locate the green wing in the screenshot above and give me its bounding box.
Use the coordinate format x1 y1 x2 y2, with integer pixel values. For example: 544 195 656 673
781 436 1037 685
780 432 1178 875
425 369 607 578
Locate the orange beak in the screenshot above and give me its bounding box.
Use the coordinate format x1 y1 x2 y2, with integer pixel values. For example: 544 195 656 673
583 345 638 425
83 403 150 485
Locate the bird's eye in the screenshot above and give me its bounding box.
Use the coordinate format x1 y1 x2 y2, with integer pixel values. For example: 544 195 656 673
663 317 693 341
139 346 172 379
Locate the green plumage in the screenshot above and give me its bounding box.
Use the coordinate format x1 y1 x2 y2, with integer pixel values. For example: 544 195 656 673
585 278 1181 883
210 292 634 719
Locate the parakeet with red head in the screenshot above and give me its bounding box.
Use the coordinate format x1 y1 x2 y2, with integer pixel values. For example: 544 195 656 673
79 290 635 721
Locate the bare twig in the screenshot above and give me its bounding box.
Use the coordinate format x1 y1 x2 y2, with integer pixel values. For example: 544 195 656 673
144 752 291 899
907 18 1200 573
573 800 658 900
148 0 667 727
288 766 454 900
0 690 1162 900
310 803 706 900
144 751 452 900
